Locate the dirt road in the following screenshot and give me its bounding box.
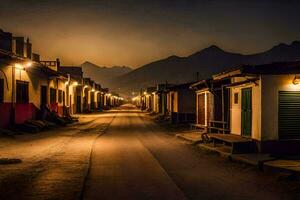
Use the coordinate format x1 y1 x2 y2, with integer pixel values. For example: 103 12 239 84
1 105 299 199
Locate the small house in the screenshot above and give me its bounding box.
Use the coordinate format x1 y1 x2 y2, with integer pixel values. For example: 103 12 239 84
0 34 66 128
213 62 300 154
58 66 84 114
143 87 156 111
190 78 230 132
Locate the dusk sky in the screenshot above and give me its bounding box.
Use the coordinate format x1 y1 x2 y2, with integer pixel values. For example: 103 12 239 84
1 0 300 68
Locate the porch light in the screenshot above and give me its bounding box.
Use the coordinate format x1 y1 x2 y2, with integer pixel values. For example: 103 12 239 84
64 81 69 85
293 75 300 85
91 89 95 92
25 61 32 67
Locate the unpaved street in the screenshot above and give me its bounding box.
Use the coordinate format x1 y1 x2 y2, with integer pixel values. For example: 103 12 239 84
1 105 299 200
0 113 115 200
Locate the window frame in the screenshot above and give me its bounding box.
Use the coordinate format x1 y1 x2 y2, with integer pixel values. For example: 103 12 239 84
16 80 29 103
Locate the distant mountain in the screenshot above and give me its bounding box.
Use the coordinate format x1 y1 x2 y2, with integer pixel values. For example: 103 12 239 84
80 61 132 88
111 41 300 94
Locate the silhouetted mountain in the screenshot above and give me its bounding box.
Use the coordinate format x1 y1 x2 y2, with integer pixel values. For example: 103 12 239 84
80 61 132 87
111 41 300 94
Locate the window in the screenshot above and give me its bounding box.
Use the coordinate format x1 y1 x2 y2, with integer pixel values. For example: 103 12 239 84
50 88 57 103
58 90 63 103
16 80 29 103
234 93 239 104
0 79 4 103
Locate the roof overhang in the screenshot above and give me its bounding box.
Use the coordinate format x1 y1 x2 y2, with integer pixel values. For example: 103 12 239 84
225 78 260 88
213 69 242 80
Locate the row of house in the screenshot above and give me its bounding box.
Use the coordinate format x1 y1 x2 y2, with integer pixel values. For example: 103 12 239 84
0 29 123 129
135 61 300 155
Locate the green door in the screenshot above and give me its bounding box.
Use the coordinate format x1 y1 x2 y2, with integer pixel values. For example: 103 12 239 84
241 88 252 137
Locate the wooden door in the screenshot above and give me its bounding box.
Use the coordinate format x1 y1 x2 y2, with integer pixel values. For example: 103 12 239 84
197 93 205 125
241 88 252 137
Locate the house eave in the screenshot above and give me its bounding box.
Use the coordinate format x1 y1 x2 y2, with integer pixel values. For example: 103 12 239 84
213 69 242 80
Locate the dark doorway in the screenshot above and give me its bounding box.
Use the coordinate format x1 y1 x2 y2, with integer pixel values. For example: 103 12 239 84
77 96 81 113
171 93 175 113
91 92 95 110
40 86 47 106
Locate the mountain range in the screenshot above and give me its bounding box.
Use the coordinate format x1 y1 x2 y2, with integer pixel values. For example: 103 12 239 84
80 41 300 96
108 41 300 95
80 61 132 88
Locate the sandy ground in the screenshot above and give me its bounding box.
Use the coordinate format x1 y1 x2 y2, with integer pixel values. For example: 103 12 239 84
0 112 115 200
0 104 300 200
